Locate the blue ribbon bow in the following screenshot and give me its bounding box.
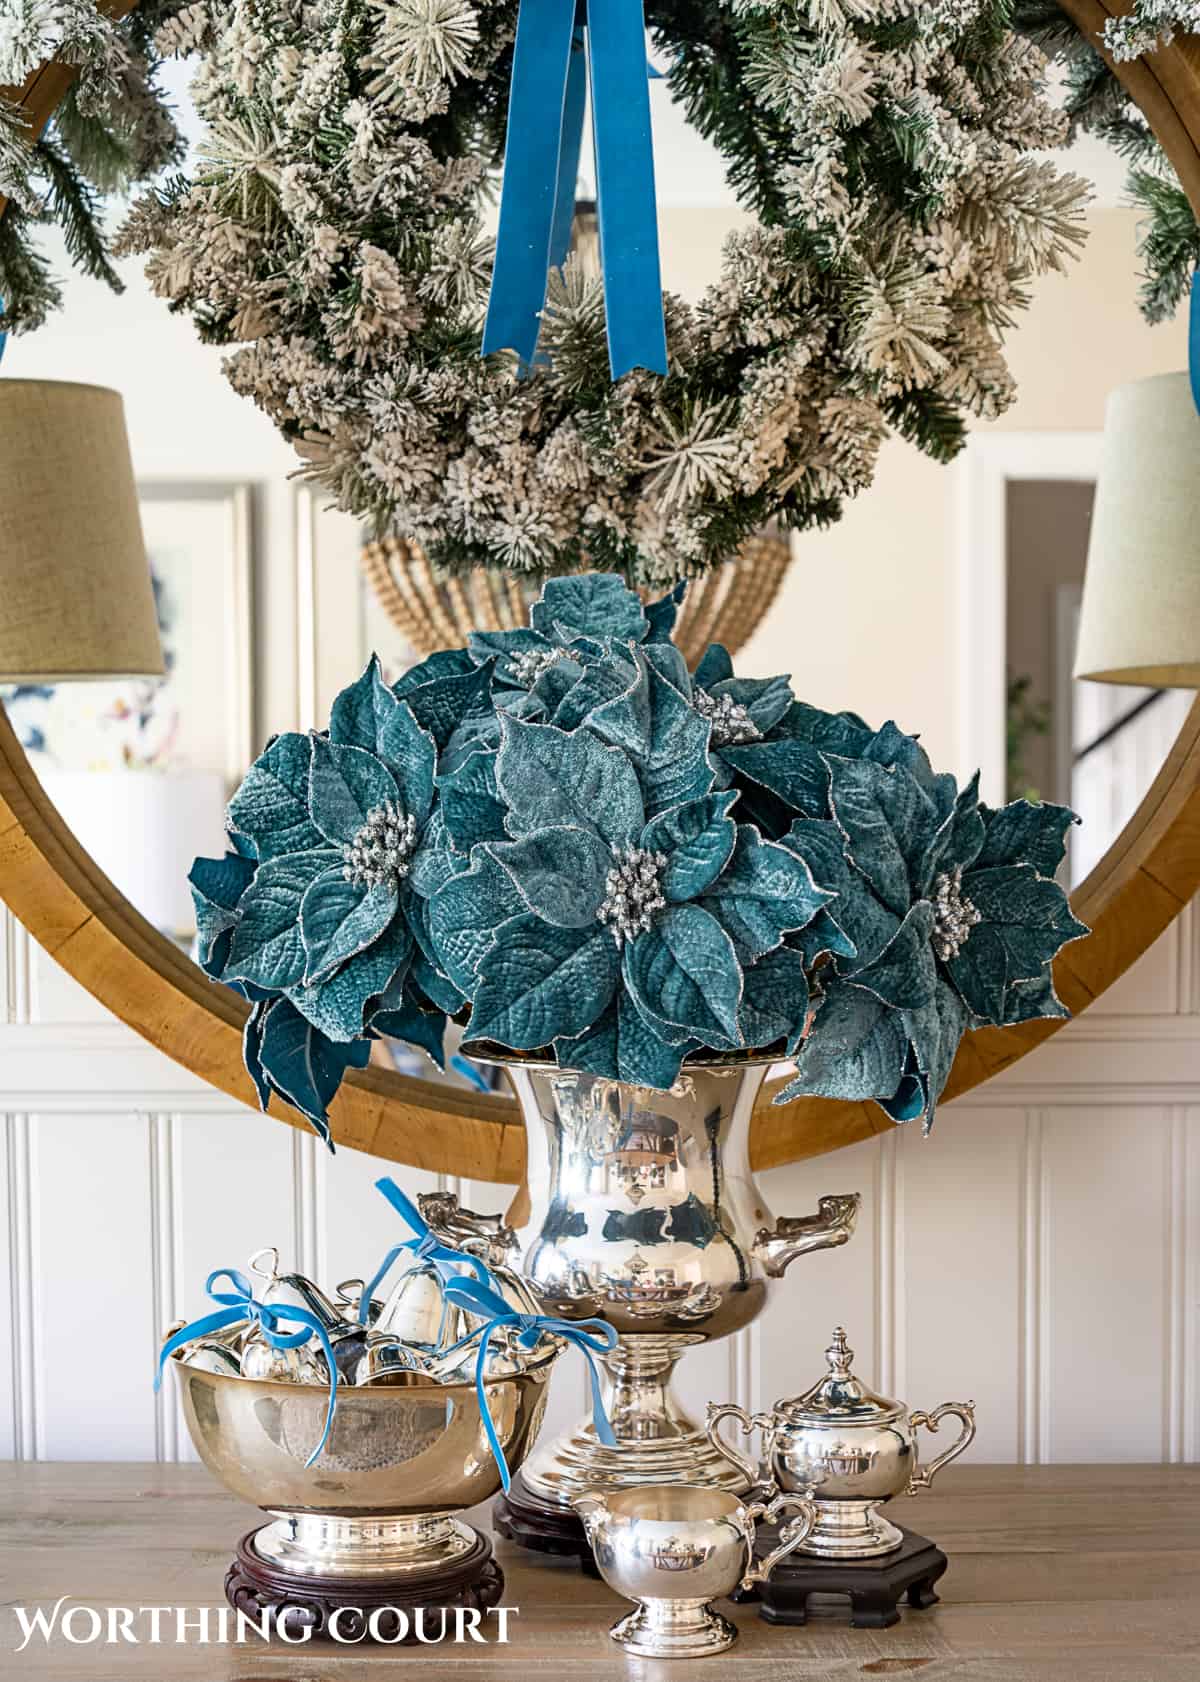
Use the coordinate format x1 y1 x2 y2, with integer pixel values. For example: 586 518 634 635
439 1275 618 1491
357 1178 493 1327
481 0 668 380
155 1268 339 1468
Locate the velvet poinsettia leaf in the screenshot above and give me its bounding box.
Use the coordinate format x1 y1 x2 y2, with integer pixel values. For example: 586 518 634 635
588 651 715 819
489 827 614 927
645 581 687 644
739 944 810 1053
496 715 643 847
428 850 525 994
847 902 938 1010
622 904 743 1049
691 644 794 742
530 573 647 646
189 851 256 973
308 736 403 846
226 732 324 860
328 658 438 816
720 737 831 822
407 807 466 899
400 660 493 750
224 848 337 991
549 650 642 730
974 797 1079 878
642 792 738 901
892 984 969 1129
917 773 986 898
824 754 947 919
299 868 403 988
393 648 475 692
467 915 622 1048
410 946 467 1015
370 984 448 1068
777 817 881 965
941 864 1087 1024
558 993 689 1090
437 746 508 851
243 999 274 1111
776 981 910 1105
996 968 1071 1027
256 998 372 1144
288 916 412 1042
700 825 834 963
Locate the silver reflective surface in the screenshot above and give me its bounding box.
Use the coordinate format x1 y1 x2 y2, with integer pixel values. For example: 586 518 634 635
574 1483 815 1657
706 1328 976 1558
171 1347 554 1575
430 1056 860 1503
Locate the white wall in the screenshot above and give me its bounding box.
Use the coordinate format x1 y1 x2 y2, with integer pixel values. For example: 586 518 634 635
1 206 1197 1464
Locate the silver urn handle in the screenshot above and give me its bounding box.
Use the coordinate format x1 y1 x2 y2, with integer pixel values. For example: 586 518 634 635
705 1401 776 1489
907 1400 977 1492
753 1192 861 1278
740 1493 817 1590
416 1190 519 1267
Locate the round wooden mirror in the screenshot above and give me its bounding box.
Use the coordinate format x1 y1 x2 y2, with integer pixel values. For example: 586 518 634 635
3 0 1200 1182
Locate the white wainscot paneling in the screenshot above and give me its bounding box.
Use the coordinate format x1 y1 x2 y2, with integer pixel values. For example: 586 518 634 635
899 1107 1025 1463
164 1107 300 1462
1041 1106 1174 1462
31 1111 158 1460
755 1137 882 1413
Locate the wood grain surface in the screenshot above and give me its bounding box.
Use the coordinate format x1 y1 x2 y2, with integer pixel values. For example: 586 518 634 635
2 1 1200 1180
0 1462 1197 1680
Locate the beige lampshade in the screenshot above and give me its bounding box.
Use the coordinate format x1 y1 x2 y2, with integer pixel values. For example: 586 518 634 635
0 380 164 682
1074 371 1200 687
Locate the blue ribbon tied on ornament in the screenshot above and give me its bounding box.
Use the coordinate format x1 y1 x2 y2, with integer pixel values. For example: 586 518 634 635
357 1177 495 1326
481 0 668 380
440 1276 618 1491
155 1268 340 1468
1189 269 1200 416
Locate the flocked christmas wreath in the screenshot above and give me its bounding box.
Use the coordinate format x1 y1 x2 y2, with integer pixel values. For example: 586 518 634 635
102 0 1093 584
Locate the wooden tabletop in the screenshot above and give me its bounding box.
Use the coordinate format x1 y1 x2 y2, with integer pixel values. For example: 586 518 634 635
0 1463 1196 1679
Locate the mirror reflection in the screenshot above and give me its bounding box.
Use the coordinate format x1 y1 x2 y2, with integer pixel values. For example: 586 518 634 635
0 66 1192 1024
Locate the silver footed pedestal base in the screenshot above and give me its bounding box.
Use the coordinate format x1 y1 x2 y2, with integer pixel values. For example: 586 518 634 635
610 1599 738 1658
520 1336 750 1507
255 1513 477 1578
799 1500 905 1559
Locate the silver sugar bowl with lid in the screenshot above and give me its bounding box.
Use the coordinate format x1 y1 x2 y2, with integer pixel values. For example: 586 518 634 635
706 1327 975 1558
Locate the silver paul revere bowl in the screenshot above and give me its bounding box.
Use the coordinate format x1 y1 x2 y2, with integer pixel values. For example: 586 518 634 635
170 1348 554 1579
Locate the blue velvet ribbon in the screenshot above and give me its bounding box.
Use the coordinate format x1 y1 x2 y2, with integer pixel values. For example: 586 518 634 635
357 1177 493 1326
1189 269 1199 416
439 1276 617 1491
481 0 667 380
155 1268 339 1468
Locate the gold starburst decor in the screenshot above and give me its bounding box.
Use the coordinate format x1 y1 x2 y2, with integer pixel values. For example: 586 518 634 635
360 534 792 667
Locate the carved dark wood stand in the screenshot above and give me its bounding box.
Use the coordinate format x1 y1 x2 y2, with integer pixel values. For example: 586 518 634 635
733 1524 948 1629
224 1524 505 1644
492 1471 600 1576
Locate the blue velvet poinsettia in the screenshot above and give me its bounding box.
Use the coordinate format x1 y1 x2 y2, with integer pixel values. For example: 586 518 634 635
763 724 1086 1129
192 572 1089 1146
426 695 832 1088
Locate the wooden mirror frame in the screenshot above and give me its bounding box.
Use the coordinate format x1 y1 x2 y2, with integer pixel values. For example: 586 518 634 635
3 0 1200 1182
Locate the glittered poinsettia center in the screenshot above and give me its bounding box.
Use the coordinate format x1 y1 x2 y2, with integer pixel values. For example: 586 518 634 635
695 686 762 748
510 646 567 687
342 802 418 890
930 864 982 962
596 846 668 944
